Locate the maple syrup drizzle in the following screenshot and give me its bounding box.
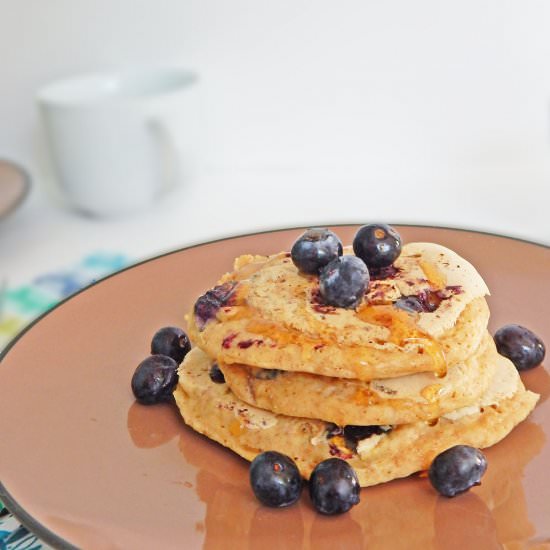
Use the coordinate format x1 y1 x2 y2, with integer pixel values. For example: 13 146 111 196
229 419 244 436
420 383 444 403
352 387 380 406
356 304 447 376
418 260 446 290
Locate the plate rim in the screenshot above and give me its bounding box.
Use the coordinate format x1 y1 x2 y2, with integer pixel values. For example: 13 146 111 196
0 223 548 548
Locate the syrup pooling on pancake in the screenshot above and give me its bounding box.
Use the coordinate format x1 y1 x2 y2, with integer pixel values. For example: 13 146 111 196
355 304 447 377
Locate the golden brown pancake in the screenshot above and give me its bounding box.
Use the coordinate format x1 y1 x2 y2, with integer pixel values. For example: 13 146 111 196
173 348 538 488
188 243 490 380
218 333 499 426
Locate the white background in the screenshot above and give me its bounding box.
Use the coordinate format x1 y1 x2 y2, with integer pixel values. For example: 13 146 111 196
1 0 549 284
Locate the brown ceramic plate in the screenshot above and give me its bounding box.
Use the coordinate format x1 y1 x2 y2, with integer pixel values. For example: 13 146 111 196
0 226 549 549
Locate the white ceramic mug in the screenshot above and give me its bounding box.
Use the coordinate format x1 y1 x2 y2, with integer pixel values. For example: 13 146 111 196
37 67 197 217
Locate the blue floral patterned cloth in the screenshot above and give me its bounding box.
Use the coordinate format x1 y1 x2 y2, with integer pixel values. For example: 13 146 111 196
0 512 47 550
0 252 130 548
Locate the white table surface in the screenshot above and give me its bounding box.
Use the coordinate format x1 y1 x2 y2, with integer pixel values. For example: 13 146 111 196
1 169 548 287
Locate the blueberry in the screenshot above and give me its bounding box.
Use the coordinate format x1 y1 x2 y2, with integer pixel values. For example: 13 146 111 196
394 296 425 313
131 355 179 405
353 223 402 269
254 368 281 380
151 326 191 364
309 458 360 515
394 290 444 314
325 423 344 439
291 228 343 274
428 445 487 497
494 324 545 371
343 425 391 446
209 363 225 384
194 282 237 330
250 451 302 507
319 256 369 309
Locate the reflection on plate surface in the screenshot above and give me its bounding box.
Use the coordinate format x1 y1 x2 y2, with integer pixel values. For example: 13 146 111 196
0 226 548 549
125 400 547 548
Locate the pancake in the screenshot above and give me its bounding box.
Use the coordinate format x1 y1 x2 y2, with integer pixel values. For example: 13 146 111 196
174 347 539 488
188 243 490 380
218 332 497 426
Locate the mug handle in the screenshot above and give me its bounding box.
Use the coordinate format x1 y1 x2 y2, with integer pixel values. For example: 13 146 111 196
147 118 180 194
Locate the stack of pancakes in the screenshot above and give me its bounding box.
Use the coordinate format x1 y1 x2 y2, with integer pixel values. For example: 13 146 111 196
174 242 539 487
